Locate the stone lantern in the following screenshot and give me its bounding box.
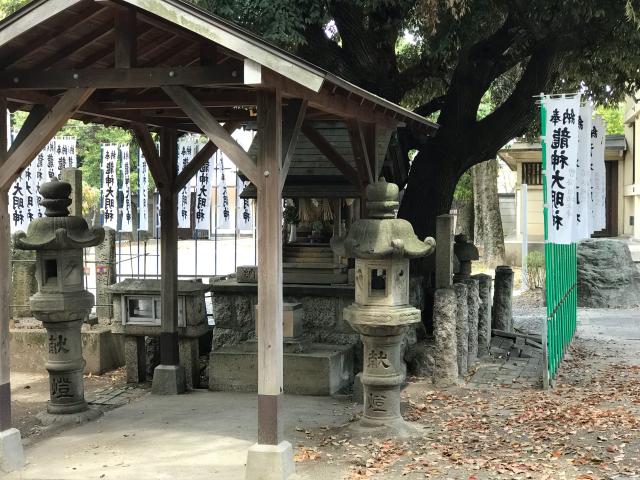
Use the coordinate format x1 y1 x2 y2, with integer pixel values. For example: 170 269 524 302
332 179 435 434
452 233 479 283
14 179 104 415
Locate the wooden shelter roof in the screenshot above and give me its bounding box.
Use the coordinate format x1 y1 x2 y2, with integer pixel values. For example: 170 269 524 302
0 0 438 135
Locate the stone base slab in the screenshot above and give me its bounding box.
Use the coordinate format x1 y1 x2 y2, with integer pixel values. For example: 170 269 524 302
349 417 424 440
152 364 186 395
0 428 24 473
245 441 295 480
210 344 354 395
37 406 103 429
10 326 124 375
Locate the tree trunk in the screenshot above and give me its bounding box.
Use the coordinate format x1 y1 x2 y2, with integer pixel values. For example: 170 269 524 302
474 159 505 267
471 164 485 247
455 198 474 240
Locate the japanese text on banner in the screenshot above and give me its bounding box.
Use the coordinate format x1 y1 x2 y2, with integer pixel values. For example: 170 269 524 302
120 145 133 233
138 149 149 232
101 144 118 229
543 95 581 244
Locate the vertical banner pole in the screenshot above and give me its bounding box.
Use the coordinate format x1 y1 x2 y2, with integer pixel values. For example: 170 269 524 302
521 183 528 289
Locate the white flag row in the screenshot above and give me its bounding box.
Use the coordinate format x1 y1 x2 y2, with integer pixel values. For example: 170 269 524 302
9 135 77 232
99 136 253 233
542 95 606 244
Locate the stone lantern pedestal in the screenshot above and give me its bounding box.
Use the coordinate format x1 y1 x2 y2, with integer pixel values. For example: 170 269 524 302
14 179 104 418
332 179 435 435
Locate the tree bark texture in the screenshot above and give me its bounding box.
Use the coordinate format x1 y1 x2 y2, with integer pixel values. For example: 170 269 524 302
471 160 505 266
455 198 474 241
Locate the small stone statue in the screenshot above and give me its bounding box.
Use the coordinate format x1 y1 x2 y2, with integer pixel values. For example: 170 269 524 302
452 233 479 283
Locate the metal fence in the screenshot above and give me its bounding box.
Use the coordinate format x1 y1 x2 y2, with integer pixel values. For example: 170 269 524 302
541 103 578 388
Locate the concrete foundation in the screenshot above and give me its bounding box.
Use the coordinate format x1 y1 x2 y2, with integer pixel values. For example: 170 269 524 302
210 343 354 395
0 428 24 473
9 325 124 375
151 364 186 395
245 441 295 480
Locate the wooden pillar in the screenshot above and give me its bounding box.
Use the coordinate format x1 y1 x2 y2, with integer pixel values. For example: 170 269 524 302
256 89 284 445
0 97 11 431
158 128 179 365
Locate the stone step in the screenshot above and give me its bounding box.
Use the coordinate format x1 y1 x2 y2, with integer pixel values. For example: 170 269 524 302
283 252 334 260
283 255 335 263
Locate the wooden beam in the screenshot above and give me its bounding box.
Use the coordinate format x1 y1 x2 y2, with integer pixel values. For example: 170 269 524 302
0 95 12 432
0 65 246 90
346 119 374 185
301 122 361 188
280 98 307 191
7 105 49 157
130 123 168 189
97 90 257 110
162 85 258 183
363 123 379 180
0 88 94 190
255 89 284 446
115 9 137 68
174 121 238 191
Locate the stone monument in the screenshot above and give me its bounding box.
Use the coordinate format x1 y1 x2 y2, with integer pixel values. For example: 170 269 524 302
14 179 104 416
332 179 435 434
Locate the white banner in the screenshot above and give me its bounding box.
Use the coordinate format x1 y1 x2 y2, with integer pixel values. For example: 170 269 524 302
138 149 150 232
216 155 232 230
120 145 133 232
101 144 118 229
34 144 48 218
236 174 253 231
590 116 606 232
177 137 197 229
44 140 57 181
10 170 28 231
194 154 213 231
543 95 580 244
56 137 77 171
574 105 592 241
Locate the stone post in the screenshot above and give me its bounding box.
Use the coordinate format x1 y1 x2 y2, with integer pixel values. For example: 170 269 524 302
464 278 480 367
432 287 458 387
473 273 493 357
492 266 514 332
60 168 82 217
435 215 454 289
95 226 116 321
454 283 468 376
10 240 36 319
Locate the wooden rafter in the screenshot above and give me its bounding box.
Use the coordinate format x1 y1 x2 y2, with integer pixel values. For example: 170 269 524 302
346 119 374 185
0 88 95 189
280 98 307 190
0 65 246 90
301 121 361 188
74 23 152 69
31 23 114 71
162 85 258 183
0 5 109 69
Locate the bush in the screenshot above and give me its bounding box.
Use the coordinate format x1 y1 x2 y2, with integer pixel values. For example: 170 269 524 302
525 251 545 289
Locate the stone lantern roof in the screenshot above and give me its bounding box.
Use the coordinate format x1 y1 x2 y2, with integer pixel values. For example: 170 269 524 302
331 178 435 260
14 179 104 251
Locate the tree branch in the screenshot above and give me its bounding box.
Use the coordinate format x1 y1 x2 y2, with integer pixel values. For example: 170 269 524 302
414 95 446 117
